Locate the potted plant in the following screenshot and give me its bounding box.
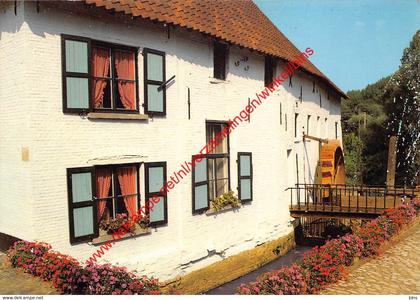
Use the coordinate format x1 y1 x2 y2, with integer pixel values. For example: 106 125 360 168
210 191 241 212
100 213 136 235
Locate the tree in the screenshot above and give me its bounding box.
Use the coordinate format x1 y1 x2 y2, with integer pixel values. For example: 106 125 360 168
342 30 420 186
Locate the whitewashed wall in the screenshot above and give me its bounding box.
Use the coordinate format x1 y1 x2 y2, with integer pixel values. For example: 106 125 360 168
0 2 342 280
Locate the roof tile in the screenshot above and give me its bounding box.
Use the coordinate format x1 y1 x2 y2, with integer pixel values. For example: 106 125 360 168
83 0 346 97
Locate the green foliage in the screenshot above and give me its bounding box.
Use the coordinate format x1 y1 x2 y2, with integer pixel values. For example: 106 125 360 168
343 133 364 185
343 30 420 186
211 191 241 211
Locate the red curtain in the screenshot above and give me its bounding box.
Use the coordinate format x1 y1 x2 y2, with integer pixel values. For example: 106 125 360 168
117 166 137 217
96 168 112 222
115 51 136 110
92 47 110 108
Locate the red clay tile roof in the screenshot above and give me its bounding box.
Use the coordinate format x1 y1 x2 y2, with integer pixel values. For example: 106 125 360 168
84 0 346 98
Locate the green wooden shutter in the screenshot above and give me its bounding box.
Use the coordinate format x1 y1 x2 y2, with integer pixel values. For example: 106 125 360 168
144 48 166 115
238 153 253 202
145 162 167 226
62 35 91 113
67 167 98 244
192 155 209 213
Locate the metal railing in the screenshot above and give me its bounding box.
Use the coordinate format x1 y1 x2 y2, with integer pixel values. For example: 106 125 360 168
287 183 419 215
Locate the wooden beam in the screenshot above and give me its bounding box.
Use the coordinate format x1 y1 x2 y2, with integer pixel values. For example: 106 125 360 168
303 134 328 143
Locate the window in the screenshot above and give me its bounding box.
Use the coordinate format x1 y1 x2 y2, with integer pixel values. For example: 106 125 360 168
192 122 230 213
306 115 311 135
207 122 230 200
294 113 299 138
96 165 140 223
289 75 293 88
144 162 168 226
213 41 228 80
62 35 139 113
295 153 299 184
238 153 253 202
67 164 140 244
264 56 274 86
144 48 166 115
319 93 322 107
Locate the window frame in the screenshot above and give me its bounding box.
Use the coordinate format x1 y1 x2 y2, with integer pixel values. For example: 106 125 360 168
191 155 210 214
94 163 141 221
67 166 98 244
144 162 168 226
213 41 228 80
143 48 166 116
90 41 140 114
61 34 140 114
237 152 253 202
206 120 231 201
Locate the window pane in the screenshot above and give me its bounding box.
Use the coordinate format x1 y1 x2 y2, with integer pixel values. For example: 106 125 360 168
71 172 92 203
116 81 136 110
65 40 88 73
216 179 228 197
195 158 207 183
93 79 112 109
239 155 251 176
206 123 227 154
147 84 164 112
73 206 94 237
216 157 228 179
66 77 89 109
150 196 165 222
148 166 163 193
147 53 163 81
194 185 208 210
209 179 216 201
240 179 251 200
115 51 135 80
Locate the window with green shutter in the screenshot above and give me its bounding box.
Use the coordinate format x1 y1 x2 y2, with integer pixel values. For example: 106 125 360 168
237 152 253 202
144 162 168 226
67 167 98 244
192 155 210 213
143 48 166 115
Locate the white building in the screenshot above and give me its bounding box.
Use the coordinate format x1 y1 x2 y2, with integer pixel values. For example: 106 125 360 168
0 0 345 286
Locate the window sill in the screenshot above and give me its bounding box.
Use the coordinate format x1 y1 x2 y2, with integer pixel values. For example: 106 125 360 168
209 77 229 84
91 226 151 245
87 112 149 120
206 204 241 216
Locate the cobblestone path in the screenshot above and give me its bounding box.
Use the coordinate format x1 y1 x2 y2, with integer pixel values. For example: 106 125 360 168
323 221 420 295
0 252 59 295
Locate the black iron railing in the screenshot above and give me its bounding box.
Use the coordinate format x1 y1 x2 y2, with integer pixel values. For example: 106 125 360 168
287 183 419 215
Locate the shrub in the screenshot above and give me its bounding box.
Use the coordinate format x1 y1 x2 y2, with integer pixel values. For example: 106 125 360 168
236 199 419 295
237 265 309 295
7 241 51 275
35 251 82 294
211 191 241 211
77 264 160 295
7 241 160 295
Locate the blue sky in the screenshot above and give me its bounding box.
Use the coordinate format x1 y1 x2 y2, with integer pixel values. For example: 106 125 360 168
254 0 420 92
